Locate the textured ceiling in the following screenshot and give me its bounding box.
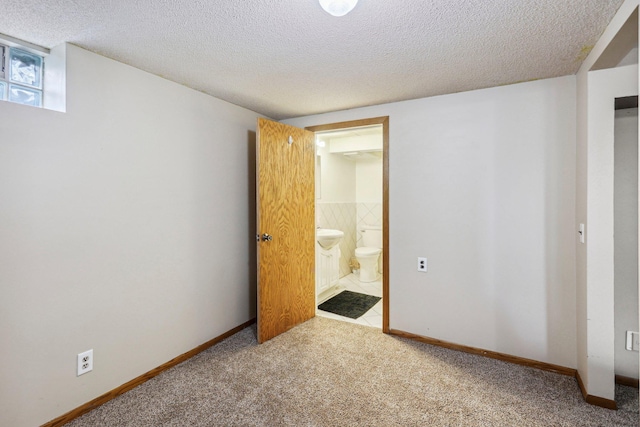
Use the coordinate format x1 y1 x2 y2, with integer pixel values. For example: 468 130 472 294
0 0 627 119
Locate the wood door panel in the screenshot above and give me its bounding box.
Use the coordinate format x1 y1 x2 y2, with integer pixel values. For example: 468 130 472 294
257 118 315 343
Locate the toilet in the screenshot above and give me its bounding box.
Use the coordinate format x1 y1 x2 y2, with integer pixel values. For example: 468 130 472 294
355 225 382 282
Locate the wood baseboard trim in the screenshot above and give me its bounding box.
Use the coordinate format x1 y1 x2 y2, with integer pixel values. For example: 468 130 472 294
615 374 640 388
575 371 618 410
575 369 587 396
390 329 621 410
42 318 256 427
389 329 576 376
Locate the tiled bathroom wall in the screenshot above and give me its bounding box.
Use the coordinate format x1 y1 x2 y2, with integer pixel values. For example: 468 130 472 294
356 202 383 247
317 202 357 277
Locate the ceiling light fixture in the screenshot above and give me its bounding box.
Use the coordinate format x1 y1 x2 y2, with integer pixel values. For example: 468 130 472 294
319 0 358 17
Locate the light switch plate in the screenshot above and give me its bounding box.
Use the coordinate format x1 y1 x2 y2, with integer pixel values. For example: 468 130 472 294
625 331 639 351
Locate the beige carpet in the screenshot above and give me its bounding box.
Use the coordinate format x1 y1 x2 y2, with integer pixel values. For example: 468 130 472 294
67 317 638 426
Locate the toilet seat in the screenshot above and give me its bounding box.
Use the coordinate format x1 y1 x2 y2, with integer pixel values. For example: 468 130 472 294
355 247 381 257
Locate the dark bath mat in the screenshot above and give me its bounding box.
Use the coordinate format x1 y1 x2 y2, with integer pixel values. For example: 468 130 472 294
318 290 381 319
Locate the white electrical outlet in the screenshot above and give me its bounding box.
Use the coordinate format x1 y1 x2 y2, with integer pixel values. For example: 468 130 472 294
77 349 93 376
625 331 639 352
417 257 427 272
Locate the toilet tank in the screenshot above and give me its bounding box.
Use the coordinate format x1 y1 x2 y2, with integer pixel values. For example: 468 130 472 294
361 225 382 248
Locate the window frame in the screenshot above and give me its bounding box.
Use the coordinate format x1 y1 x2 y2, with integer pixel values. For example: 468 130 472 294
0 46 5 100
0 45 5 79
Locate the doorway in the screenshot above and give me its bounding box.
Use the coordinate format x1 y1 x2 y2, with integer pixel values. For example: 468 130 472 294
306 117 389 333
613 96 639 391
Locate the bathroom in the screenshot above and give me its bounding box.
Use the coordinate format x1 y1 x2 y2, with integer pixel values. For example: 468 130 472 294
314 125 383 328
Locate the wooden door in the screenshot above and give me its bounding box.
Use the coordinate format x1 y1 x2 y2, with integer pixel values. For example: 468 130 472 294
256 118 316 343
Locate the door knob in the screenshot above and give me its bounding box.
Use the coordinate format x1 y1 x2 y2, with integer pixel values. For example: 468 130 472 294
261 233 273 242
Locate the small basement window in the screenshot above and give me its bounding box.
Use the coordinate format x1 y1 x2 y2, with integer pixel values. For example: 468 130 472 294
0 43 44 107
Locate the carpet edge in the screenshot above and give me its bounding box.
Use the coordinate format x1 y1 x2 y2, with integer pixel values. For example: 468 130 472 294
41 318 257 427
389 328 621 410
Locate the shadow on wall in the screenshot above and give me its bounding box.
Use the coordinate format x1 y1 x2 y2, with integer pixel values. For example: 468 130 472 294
247 131 257 316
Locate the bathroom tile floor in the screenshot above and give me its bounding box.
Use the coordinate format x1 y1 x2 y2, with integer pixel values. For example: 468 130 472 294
316 273 383 328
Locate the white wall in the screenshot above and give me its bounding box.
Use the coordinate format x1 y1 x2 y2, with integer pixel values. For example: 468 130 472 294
356 157 383 203
0 44 260 427
614 108 639 379
285 76 577 368
317 144 356 202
